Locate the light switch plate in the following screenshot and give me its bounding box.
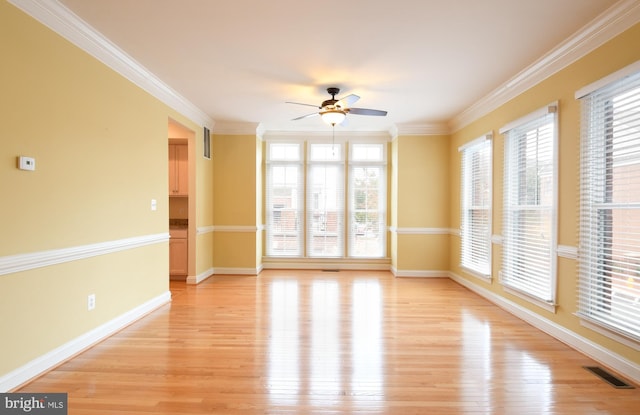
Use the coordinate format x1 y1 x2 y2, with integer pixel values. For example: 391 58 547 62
18 156 36 171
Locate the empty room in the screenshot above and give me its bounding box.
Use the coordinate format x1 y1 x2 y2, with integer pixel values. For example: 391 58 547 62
1 0 640 413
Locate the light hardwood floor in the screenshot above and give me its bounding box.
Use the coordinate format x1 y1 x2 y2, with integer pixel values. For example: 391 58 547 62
17 270 640 414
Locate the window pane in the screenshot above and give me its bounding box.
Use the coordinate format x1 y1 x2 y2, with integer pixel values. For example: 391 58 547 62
307 164 344 257
270 143 300 161
266 140 387 261
579 76 640 341
267 164 302 256
461 138 492 275
502 110 557 303
310 143 341 161
349 166 385 258
352 143 384 162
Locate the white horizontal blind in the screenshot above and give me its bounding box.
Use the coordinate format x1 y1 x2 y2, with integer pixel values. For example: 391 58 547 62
266 143 303 257
460 137 492 276
578 70 640 341
307 143 344 257
502 109 557 303
349 143 386 258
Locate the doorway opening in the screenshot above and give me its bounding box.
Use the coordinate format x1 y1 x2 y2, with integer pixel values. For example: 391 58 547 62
168 119 195 281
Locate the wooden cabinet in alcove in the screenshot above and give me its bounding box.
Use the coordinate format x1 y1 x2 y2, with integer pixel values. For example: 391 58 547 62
168 143 188 196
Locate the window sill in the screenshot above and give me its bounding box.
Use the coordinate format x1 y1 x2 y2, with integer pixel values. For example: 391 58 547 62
578 315 640 352
502 285 557 314
460 265 492 282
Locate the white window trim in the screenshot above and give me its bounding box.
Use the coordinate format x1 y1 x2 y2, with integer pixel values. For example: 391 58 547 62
265 142 304 257
502 279 558 314
579 318 640 352
461 265 493 282
348 141 387 259
265 137 388 260
459 132 493 279
500 102 559 309
306 142 345 258
576 66 640 344
575 59 640 99
266 140 304 162
307 137 346 162
499 103 558 134
349 139 388 164
457 132 492 152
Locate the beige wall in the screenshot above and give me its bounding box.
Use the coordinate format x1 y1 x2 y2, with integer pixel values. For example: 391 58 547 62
212 134 260 271
0 2 207 377
255 136 263 268
392 135 450 273
390 138 399 270
196 140 215 278
396 135 450 227
449 22 640 365
192 123 215 280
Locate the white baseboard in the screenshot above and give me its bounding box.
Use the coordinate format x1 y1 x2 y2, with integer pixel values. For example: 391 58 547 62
391 267 449 278
262 258 390 271
188 265 266 282
187 268 214 284
0 291 171 392
213 267 261 276
448 271 640 384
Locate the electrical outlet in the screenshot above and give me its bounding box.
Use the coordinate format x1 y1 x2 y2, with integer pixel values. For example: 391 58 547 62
87 294 96 311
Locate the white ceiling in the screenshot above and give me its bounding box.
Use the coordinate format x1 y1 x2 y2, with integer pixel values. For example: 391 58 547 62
50 0 625 134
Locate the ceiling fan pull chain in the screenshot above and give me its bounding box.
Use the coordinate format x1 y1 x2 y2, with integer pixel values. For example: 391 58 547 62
332 124 336 156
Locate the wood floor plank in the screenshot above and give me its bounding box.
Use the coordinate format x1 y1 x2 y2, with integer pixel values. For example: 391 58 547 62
16 270 640 414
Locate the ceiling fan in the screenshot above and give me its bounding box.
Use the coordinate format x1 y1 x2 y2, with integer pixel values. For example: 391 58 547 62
286 87 387 125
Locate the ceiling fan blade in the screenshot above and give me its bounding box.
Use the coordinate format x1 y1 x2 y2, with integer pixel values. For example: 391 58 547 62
286 101 320 108
348 107 387 116
292 112 319 121
338 94 360 106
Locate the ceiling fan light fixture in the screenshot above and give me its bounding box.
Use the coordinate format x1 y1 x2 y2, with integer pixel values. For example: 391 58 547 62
320 110 346 125
288 87 385 124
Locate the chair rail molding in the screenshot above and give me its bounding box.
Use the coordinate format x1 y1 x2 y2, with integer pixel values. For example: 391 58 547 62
0 233 169 276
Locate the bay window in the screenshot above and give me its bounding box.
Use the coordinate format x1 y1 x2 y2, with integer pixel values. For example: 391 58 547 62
266 139 386 259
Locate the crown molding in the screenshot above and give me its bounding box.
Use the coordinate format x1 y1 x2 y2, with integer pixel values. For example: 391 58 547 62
450 0 640 133
396 123 451 136
9 0 214 128
212 121 261 136
258 123 399 139
260 129 393 141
